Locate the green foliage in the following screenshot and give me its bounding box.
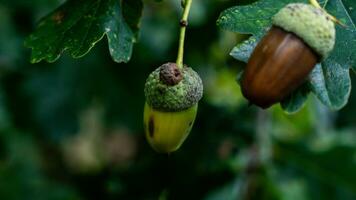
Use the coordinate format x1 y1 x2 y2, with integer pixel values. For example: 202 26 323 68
0 131 81 200
218 0 356 112
0 0 355 200
25 0 143 63
276 132 356 193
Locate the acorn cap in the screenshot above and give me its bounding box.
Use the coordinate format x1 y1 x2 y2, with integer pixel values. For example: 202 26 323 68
272 3 335 59
144 63 203 112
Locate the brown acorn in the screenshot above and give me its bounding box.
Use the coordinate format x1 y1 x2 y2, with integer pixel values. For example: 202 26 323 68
241 3 335 108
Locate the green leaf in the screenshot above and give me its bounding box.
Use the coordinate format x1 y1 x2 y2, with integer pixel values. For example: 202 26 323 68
230 34 262 63
309 63 351 110
280 84 310 114
325 0 356 71
219 0 355 111
25 0 143 63
216 0 304 34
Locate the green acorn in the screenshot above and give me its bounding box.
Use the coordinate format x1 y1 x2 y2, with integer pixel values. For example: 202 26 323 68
144 62 203 153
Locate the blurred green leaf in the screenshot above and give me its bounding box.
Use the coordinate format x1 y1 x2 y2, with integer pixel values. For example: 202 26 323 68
205 179 240 200
275 135 356 194
271 102 315 142
205 174 282 200
0 130 81 200
25 0 143 63
277 179 310 200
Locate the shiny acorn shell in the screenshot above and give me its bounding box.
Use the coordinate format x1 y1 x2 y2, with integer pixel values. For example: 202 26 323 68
143 102 197 153
241 3 335 108
241 26 319 108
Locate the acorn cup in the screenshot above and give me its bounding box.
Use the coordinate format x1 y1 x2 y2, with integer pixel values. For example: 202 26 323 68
241 3 336 109
144 62 203 153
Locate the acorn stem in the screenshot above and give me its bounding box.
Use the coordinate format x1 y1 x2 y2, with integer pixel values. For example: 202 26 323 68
309 0 346 27
322 0 329 8
176 0 193 69
309 0 322 8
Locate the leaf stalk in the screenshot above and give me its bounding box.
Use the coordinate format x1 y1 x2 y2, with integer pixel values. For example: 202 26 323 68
309 0 346 27
176 0 193 69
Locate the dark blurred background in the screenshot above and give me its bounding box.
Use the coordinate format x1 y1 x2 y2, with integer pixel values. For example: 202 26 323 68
0 0 355 199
